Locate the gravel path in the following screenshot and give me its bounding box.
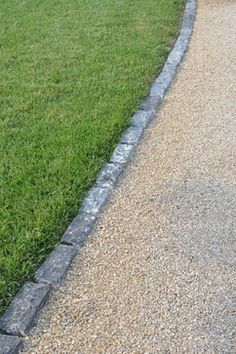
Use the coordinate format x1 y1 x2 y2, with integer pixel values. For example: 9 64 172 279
23 0 236 353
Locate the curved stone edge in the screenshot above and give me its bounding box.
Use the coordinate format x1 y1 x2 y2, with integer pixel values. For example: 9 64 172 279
0 0 196 351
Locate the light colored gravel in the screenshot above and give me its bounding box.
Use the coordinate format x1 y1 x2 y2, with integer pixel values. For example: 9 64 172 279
23 0 236 352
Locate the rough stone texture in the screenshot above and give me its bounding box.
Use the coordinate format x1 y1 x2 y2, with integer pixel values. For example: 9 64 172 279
0 283 50 337
34 245 77 288
149 81 166 98
167 32 191 65
131 110 155 128
61 212 96 246
167 48 184 65
23 0 236 353
110 143 134 165
96 163 123 189
0 335 22 354
120 126 143 146
140 95 162 111
157 71 174 88
80 186 111 215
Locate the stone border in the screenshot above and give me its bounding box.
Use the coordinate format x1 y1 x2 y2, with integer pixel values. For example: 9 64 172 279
0 1 196 352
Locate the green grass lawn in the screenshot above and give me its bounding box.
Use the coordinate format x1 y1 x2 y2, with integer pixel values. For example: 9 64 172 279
0 0 184 314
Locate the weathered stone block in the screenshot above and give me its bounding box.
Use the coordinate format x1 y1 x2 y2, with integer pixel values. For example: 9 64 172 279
150 82 166 98
96 163 123 189
0 334 22 354
131 110 155 128
120 126 143 146
110 144 134 165
0 282 50 337
34 244 76 287
61 212 96 246
80 186 111 215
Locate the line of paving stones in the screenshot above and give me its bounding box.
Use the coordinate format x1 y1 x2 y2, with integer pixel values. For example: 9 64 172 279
0 1 196 352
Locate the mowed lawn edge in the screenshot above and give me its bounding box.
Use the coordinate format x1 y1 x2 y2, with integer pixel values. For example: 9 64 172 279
0 0 185 314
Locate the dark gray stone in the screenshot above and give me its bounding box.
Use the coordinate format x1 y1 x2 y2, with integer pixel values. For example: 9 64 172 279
120 126 143 146
0 335 22 354
166 0 195 65
0 282 50 337
96 163 123 189
131 110 155 128
110 144 134 165
140 95 162 111
150 0 195 97
61 212 96 246
178 0 195 45
34 244 76 287
81 186 111 215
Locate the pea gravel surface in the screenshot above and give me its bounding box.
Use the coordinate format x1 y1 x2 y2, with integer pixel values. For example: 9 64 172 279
23 0 236 353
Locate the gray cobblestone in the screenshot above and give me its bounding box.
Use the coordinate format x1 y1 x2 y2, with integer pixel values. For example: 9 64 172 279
81 186 111 215
131 110 155 128
34 245 76 288
110 144 134 165
0 335 22 354
96 163 123 189
61 212 96 246
120 126 143 146
0 283 50 337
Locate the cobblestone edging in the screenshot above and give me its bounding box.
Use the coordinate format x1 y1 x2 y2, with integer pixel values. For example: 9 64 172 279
0 1 196 352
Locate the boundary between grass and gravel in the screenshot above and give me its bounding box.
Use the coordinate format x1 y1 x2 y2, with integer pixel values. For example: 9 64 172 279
0 1 196 352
